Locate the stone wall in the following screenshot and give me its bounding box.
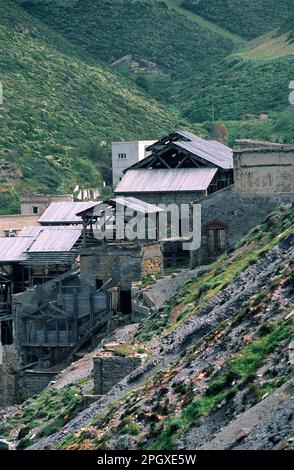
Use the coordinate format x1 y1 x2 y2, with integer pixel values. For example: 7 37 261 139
194 186 294 265
80 242 163 291
0 345 21 408
16 370 56 402
234 143 294 195
93 353 141 395
20 194 73 216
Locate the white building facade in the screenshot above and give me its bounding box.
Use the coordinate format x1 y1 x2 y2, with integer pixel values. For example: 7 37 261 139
112 140 156 186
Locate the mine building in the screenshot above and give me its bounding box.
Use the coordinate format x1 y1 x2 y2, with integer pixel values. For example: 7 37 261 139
115 131 234 205
77 196 164 316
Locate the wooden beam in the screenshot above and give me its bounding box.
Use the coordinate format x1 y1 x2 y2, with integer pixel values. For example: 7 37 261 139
157 156 171 169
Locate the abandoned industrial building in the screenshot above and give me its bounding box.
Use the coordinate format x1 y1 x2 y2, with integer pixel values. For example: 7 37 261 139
115 130 234 205
0 132 294 408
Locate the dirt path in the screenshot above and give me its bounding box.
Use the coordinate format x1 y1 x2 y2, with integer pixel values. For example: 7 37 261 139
164 0 246 45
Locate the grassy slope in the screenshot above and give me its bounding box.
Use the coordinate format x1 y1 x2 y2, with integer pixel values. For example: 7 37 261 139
19 0 234 72
0 0 189 205
1 0 293 211
181 0 292 39
2 205 292 450
164 0 245 44
171 26 294 144
61 205 293 450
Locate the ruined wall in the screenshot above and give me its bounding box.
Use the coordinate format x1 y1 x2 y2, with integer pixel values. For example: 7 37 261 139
20 194 73 216
234 145 294 195
16 371 56 403
194 186 294 265
0 345 21 408
80 242 163 291
93 353 141 394
141 243 163 277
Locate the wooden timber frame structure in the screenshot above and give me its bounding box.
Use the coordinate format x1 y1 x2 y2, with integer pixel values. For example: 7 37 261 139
117 131 234 197
14 268 111 367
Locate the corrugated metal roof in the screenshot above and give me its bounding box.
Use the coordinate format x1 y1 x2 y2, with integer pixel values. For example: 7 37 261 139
38 202 96 224
0 237 34 262
144 131 233 170
112 197 163 213
76 197 162 217
175 131 233 169
20 225 83 236
19 226 43 237
28 228 82 252
115 168 217 193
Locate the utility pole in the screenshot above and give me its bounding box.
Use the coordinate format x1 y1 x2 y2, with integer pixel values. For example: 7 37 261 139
212 98 215 124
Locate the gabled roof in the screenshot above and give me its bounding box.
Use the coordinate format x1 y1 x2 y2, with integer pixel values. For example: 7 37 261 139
115 168 217 193
38 201 96 224
128 130 233 170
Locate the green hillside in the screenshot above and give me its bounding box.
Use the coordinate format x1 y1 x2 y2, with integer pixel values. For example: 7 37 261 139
19 0 234 72
0 0 293 213
173 54 294 122
0 0 190 209
181 0 293 39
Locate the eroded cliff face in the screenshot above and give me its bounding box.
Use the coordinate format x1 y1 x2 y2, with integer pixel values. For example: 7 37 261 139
0 205 293 450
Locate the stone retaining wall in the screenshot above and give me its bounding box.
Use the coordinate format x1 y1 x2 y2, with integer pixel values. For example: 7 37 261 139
93 353 141 395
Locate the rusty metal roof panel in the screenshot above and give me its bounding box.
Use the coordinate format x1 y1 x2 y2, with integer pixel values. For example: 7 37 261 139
28 227 82 252
38 202 96 224
0 237 34 262
115 168 217 193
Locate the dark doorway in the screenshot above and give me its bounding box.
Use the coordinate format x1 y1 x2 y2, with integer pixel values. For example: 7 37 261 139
95 279 103 290
120 290 132 314
1 320 13 345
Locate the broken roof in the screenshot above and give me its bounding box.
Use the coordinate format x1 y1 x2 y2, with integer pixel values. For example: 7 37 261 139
38 201 96 224
116 168 217 193
76 196 163 217
137 130 233 170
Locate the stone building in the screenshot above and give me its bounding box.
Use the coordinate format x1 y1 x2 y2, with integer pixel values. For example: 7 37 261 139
0 194 74 237
233 140 294 195
20 194 73 216
115 131 234 205
193 140 294 265
77 197 164 315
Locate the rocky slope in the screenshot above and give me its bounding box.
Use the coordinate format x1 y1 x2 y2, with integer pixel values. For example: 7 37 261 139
0 204 293 451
